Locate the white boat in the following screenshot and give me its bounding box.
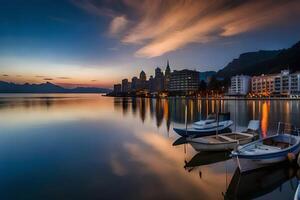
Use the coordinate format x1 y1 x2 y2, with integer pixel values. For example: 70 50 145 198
173 113 233 137
192 112 231 129
187 120 260 151
231 133 300 173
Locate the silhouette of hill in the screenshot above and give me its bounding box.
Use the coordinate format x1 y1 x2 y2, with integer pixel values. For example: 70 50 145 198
0 81 111 93
217 40 300 79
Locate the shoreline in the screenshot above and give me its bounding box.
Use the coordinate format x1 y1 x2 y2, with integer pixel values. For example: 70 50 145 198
105 95 300 100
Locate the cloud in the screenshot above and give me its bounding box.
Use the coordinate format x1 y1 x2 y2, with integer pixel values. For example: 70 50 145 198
57 76 71 79
109 15 129 35
35 75 45 78
74 0 300 58
2 74 9 77
44 78 53 81
91 79 97 82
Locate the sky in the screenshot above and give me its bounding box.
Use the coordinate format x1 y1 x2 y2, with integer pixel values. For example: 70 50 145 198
1 0 300 88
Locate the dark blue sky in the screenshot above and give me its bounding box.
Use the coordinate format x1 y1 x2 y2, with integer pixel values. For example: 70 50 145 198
1 0 300 88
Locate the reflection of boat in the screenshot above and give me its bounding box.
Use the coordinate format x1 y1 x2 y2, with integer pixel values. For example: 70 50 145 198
231 134 300 173
173 113 233 137
224 163 297 200
172 137 188 146
184 151 230 169
186 120 260 152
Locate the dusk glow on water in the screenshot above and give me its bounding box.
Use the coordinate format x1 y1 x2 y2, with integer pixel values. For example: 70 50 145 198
0 94 299 199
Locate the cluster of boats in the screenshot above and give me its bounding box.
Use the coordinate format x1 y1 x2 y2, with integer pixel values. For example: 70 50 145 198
173 112 300 173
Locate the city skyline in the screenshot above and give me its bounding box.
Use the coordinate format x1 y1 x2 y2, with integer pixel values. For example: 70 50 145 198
1 0 300 88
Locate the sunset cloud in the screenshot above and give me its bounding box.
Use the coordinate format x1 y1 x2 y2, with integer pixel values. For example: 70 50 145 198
57 76 71 79
74 0 300 58
109 15 129 35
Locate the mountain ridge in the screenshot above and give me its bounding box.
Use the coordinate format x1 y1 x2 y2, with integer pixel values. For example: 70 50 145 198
0 81 111 93
217 40 300 79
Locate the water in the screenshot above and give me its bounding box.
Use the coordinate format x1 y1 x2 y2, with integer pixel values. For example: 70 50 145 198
0 94 299 200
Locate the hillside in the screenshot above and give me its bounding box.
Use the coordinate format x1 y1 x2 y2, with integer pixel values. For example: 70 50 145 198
0 81 111 93
217 40 300 79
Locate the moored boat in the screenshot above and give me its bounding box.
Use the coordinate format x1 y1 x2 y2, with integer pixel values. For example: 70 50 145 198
186 120 260 151
231 133 300 173
173 112 233 137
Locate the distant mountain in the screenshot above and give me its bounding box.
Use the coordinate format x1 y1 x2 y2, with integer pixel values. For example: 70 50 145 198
217 40 300 79
217 50 282 79
0 81 112 93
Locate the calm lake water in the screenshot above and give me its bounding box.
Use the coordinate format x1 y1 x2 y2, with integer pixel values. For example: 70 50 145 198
0 94 300 200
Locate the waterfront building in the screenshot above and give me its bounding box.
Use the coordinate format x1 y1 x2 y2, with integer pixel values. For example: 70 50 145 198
164 60 171 90
230 75 250 95
140 70 146 81
168 69 200 93
131 76 138 91
251 74 277 95
139 70 147 90
274 70 300 96
149 75 155 93
113 84 121 93
122 79 130 93
154 67 165 92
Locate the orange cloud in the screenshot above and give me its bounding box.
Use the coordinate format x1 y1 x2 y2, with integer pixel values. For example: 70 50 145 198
75 0 300 58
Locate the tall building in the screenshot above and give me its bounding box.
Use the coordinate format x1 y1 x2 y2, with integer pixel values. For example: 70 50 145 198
154 67 164 92
139 70 146 81
139 70 147 90
149 75 155 93
122 79 130 93
164 60 171 90
131 76 138 91
251 74 277 95
168 69 200 93
113 84 121 93
230 75 250 95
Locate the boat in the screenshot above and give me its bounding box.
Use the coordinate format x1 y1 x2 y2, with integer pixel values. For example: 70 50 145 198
231 133 300 173
173 112 233 137
186 120 260 152
224 163 297 200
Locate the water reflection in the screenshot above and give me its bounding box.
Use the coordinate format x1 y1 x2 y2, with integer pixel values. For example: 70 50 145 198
225 163 298 200
1 94 300 199
113 97 300 134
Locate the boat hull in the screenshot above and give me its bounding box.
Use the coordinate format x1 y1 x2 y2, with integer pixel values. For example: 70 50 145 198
173 127 232 137
233 141 300 173
189 137 253 152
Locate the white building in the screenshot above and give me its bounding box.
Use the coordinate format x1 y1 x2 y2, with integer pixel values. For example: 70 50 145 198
274 70 300 96
251 74 277 95
230 75 251 95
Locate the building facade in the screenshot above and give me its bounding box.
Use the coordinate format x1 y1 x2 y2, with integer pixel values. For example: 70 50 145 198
274 70 300 96
251 74 277 95
113 84 121 93
121 79 130 93
168 69 200 93
230 75 251 95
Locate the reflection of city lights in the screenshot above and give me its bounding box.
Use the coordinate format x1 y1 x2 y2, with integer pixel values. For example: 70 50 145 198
261 101 270 137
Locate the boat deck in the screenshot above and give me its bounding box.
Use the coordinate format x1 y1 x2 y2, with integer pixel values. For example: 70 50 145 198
200 133 253 143
263 138 290 149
